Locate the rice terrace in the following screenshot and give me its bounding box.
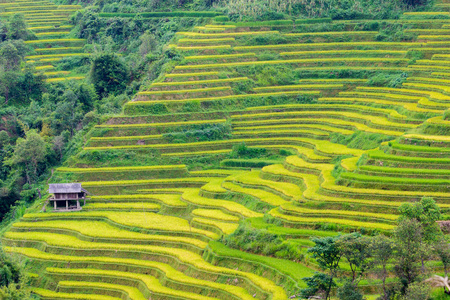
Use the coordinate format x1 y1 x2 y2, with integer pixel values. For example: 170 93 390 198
0 0 449 299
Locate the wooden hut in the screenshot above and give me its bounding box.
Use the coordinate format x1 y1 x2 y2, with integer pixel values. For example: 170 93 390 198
48 183 88 211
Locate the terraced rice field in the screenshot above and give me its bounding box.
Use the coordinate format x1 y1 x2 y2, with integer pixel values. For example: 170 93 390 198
3 0 450 299
0 0 88 81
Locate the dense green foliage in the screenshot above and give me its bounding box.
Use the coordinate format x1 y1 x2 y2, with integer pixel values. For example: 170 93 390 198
0 0 447 299
299 198 447 300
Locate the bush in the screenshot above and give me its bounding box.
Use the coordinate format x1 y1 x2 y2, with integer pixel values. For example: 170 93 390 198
221 223 304 261
231 142 267 159
402 282 431 300
337 281 364 300
90 53 129 98
366 72 407 88
163 123 231 143
444 109 450 121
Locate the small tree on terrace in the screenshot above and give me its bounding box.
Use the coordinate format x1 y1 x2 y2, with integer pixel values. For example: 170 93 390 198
307 236 342 300
398 197 442 271
6 130 47 184
336 233 372 286
394 219 426 293
370 234 394 300
434 238 450 277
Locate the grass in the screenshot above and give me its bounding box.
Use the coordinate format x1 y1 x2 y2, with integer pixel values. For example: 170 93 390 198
46 77 86 82
56 280 150 300
228 170 303 201
233 124 354 135
192 209 240 222
390 141 450 153
185 53 256 60
279 200 397 221
252 84 343 91
319 96 443 114
126 91 320 106
24 38 85 44
178 38 235 43
233 128 330 138
90 194 187 207
340 172 450 185
6 244 287 300
207 241 314 287
368 150 450 164
222 181 288 206
14 220 206 248
81 177 210 186
48 268 218 300
249 218 339 237
83 202 161 211
152 77 248 86
6 247 266 300
26 53 89 59
270 207 394 231
283 31 378 37
165 71 219 78
176 31 279 37
138 86 231 95
280 50 406 57
289 155 450 199
32 287 121 300
403 133 450 142
233 42 424 51
57 165 186 172
233 113 410 135
170 45 232 50
181 188 263 218
193 217 239 234
174 58 408 70
359 165 450 175
21 211 216 238
95 119 226 128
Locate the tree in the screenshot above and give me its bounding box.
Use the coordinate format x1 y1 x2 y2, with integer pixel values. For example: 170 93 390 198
308 236 342 300
398 197 442 271
0 131 9 148
7 130 47 184
401 0 428 6
139 32 157 57
402 282 430 300
90 53 129 98
0 72 19 105
76 83 97 112
434 238 450 277
370 235 394 300
398 197 442 242
300 272 335 300
336 233 372 286
52 135 65 162
7 14 29 40
394 219 426 293
0 42 21 72
336 280 364 300
0 248 31 299
50 90 84 136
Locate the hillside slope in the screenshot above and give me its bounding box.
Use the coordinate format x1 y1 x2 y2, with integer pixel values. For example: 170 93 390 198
2 0 450 299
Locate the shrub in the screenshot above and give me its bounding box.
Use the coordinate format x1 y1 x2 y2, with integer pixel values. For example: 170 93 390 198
221 223 304 261
231 142 266 159
337 281 364 300
444 109 450 120
90 53 129 98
